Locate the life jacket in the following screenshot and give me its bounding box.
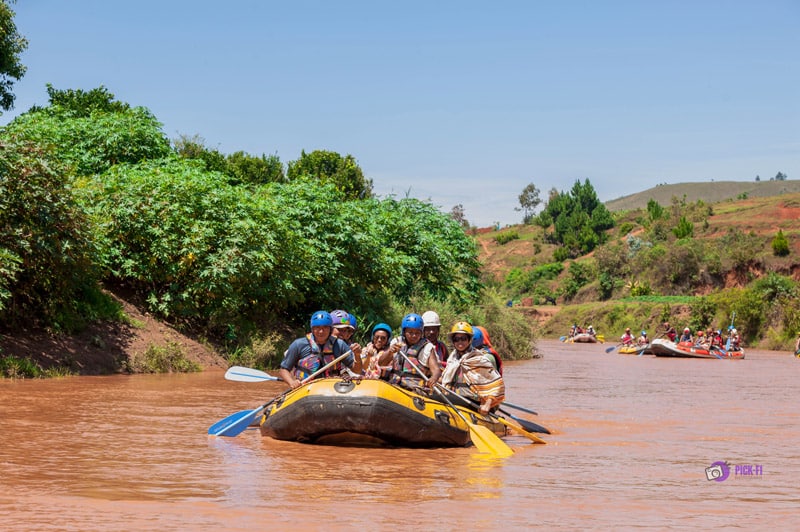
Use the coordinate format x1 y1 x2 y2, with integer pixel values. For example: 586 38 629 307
475 326 503 375
431 340 448 369
388 339 430 387
294 333 338 380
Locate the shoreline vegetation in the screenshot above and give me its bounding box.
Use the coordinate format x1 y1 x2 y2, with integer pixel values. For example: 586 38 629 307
2 86 799 377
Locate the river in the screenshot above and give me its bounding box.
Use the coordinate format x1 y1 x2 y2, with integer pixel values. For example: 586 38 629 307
1 340 798 530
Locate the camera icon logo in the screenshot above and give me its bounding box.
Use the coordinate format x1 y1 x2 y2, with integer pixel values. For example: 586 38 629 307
705 461 730 482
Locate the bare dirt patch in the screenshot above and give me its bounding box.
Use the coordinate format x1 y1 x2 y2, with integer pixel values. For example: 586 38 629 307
0 292 227 375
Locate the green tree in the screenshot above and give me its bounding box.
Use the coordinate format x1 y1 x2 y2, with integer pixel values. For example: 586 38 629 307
563 260 592 300
517 182 541 223
287 149 373 200
646 199 666 222
4 86 171 175
173 134 227 173
541 179 613 257
226 150 285 185
772 230 790 257
0 1 27 111
43 84 130 116
672 216 694 239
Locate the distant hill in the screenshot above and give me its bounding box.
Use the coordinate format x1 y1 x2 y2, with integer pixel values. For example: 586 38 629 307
604 180 800 212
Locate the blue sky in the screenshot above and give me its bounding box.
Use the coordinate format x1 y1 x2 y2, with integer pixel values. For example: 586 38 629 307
4 1 799 227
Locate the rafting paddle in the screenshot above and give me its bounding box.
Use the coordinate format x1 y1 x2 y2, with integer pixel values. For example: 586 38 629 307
709 346 725 360
725 311 736 352
209 349 353 437
444 391 549 441
224 366 280 382
501 401 538 416
396 350 513 457
440 388 550 434
605 343 622 353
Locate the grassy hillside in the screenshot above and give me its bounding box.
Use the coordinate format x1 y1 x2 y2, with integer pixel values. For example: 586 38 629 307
475 188 800 350
604 179 800 212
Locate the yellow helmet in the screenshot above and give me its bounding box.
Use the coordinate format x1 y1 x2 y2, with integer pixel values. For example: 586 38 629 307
448 321 474 341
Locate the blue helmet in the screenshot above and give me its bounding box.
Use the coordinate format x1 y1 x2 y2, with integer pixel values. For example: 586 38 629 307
348 313 358 330
472 326 484 347
371 322 392 339
310 311 333 327
641 330 647 336
401 313 424 331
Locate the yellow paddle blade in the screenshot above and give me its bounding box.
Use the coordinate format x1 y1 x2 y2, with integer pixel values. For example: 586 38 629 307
468 423 514 457
495 416 547 444
596 334 605 343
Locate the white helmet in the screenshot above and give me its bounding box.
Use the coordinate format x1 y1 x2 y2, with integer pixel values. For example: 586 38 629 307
422 310 441 327
731 328 737 334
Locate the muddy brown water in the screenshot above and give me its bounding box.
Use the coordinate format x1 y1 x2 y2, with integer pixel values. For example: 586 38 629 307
1 340 798 530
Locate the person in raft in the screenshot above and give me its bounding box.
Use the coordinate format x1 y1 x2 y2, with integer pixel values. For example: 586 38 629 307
471 325 503 375
422 310 448 369
379 313 441 391
637 330 648 346
620 327 634 346
360 322 395 379
279 310 362 389
663 322 677 342
330 309 363 361
441 322 505 415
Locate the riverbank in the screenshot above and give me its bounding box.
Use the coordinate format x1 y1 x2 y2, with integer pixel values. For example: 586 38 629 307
0 291 227 375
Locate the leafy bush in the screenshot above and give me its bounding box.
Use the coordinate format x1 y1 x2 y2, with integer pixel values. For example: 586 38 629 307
287 149 372 200
80 156 481 335
688 297 717 332
0 355 42 378
563 261 592 300
407 289 538 360
494 230 519 245
226 332 286 370
504 262 563 296
720 228 763 270
0 135 101 329
772 229 790 256
672 216 694 239
752 273 797 301
126 342 201 373
5 87 171 176
618 221 635 236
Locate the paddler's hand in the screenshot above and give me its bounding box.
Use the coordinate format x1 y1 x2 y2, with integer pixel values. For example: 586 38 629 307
289 378 302 389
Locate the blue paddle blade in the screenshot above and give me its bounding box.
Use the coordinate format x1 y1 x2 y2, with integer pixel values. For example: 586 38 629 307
208 407 262 437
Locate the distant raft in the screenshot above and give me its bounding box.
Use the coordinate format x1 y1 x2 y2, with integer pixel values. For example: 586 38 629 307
649 339 745 359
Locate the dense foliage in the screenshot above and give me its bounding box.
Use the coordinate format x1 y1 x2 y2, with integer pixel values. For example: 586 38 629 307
287 149 373 200
0 134 101 328
1 87 483 349
0 1 27 112
5 86 171 176
536 179 614 257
